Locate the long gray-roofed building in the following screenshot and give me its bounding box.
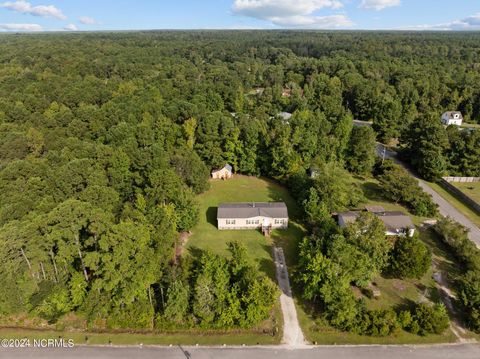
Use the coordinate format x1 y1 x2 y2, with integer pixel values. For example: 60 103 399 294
217 202 288 230
338 206 415 237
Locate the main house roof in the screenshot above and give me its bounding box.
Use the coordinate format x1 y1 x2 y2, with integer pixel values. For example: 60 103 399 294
217 202 288 219
339 211 415 232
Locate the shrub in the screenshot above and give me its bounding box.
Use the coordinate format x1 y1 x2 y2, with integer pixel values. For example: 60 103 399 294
434 217 480 271
411 303 450 335
458 270 480 332
389 234 431 279
398 310 413 329
362 309 398 336
34 288 72 322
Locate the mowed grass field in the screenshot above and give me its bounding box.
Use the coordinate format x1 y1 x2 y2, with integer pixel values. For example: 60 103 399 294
187 175 305 278
452 181 480 204
0 326 281 346
427 181 480 228
355 178 430 226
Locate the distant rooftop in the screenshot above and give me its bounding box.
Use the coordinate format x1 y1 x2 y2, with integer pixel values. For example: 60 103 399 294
277 112 292 120
443 111 463 119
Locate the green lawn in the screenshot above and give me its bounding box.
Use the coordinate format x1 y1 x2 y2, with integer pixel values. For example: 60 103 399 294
452 182 480 204
426 181 480 228
0 327 280 346
461 123 480 129
187 175 305 278
354 178 429 226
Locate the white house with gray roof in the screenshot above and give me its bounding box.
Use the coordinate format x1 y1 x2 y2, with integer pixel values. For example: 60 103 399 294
442 111 463 126
217 202 288 231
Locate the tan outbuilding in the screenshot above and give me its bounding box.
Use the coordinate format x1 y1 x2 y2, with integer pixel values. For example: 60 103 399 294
211 164 233 180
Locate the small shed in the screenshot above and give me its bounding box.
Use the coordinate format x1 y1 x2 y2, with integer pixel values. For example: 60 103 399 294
211 164 233 180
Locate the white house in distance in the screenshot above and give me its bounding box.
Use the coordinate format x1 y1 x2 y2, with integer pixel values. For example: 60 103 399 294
337 206 415 237
441 111 463 126
211 164 233 180
217 202 288 234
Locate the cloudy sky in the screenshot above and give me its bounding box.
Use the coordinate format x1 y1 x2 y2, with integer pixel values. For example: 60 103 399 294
0 0 479 32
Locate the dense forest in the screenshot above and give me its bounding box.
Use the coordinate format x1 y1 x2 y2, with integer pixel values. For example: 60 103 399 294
0 31 479 330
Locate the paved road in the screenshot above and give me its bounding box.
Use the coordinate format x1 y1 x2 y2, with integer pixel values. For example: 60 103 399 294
376 143 480 247
2 344 480 359
273 247 306 347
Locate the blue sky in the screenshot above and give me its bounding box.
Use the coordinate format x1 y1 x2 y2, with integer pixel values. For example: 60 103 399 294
0 0 479 32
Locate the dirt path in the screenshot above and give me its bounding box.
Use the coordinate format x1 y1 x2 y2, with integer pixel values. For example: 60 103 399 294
272 247 307 347
432 262 474 343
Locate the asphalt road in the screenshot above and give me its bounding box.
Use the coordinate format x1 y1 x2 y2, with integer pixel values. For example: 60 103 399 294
2 344 480 359
376 143 480 247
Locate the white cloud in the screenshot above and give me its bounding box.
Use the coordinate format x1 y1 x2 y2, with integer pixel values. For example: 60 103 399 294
359 0 400 11
79 16 97 25
232 0 352 28
0 22 42 31
0 0 66 20
63 23 77 31
405 13 480 31
270 14 352 27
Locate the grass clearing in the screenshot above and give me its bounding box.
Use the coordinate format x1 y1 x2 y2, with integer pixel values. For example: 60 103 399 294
186 175 303 344
187 175 305 277
451 182 480 204
426 181 480 228
0 327 281 346
354 177 429 226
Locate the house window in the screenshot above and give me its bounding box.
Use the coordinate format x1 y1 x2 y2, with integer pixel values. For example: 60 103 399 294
275 219 286 225
226 219 236 225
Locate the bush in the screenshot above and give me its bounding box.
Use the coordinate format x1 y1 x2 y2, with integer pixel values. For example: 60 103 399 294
458 270 480 332
434 217 480 271
389 234 431 279
34 288 72 322
361 309 398 336
398 310 413 329
411 303 450 335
